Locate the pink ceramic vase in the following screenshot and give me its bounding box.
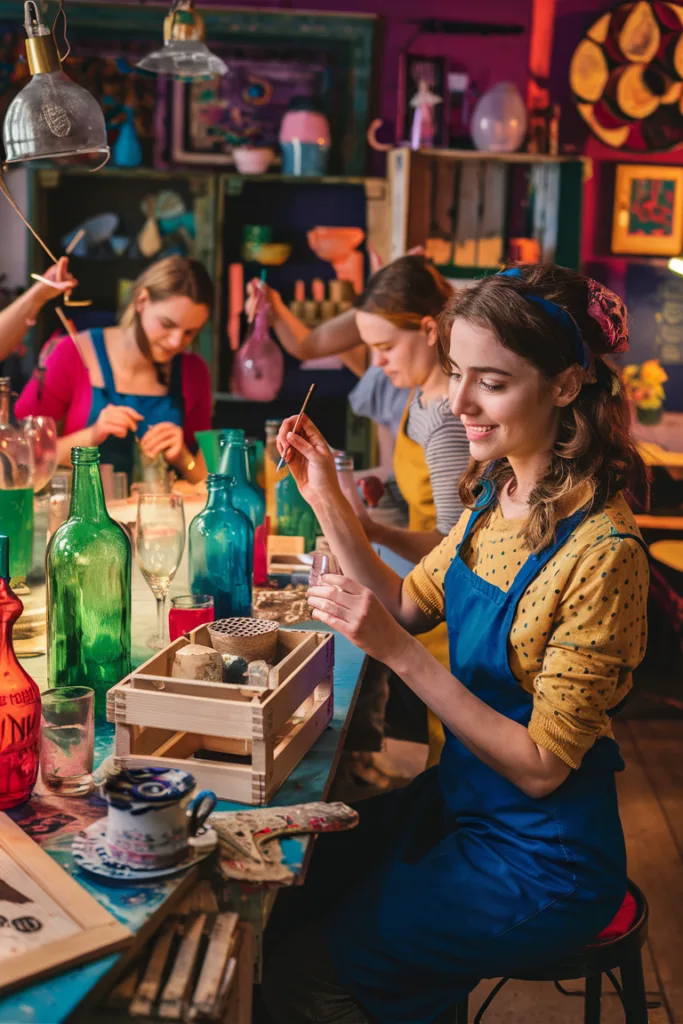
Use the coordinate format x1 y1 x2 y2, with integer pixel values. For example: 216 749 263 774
233 295 284 402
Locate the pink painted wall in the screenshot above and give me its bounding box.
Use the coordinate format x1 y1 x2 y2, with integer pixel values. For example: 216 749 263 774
198 0 534 142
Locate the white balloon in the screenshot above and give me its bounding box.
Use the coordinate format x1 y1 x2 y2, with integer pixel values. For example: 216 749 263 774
471 82 528 153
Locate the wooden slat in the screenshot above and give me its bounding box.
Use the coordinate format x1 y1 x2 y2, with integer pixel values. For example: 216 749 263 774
265 690 333 801
117 754 256 804
189 912 239 1017
260 638 333 737
129 921 177 1017
158 913 206 1020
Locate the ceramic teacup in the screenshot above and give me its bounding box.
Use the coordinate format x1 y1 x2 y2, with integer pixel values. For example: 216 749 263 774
101 767 216 870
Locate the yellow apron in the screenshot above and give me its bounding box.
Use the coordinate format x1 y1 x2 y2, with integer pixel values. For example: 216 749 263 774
393 393 447 767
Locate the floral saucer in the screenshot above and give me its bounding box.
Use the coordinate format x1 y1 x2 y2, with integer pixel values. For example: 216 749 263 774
72 817 217 882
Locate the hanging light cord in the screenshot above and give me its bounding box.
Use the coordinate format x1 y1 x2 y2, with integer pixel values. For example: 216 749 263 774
52 0 71 62
0 173 59 263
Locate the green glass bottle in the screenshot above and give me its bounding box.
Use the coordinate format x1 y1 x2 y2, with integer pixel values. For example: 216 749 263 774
46 447 131 719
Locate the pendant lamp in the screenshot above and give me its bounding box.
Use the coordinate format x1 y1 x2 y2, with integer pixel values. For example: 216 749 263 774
136 0 228 81
2 1 109 166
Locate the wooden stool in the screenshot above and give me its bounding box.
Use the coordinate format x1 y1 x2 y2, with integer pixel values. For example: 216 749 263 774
437 881 649 1024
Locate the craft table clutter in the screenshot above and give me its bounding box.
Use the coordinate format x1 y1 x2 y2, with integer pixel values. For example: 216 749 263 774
0 411 372 1022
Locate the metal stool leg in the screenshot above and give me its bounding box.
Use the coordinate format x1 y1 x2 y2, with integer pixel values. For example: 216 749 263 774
584 973 602 1024
620 948 649 1024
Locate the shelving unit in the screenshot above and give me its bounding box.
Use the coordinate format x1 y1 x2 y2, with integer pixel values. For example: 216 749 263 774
388 147 584 276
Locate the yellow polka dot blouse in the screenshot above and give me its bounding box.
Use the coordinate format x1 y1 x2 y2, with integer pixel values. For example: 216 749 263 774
404 492 649 769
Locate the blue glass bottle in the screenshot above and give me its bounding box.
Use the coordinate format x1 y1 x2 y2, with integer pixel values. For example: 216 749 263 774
217 431 265 529
188 475 253 618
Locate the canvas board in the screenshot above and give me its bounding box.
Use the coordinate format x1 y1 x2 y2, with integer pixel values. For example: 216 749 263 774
0 813 131 993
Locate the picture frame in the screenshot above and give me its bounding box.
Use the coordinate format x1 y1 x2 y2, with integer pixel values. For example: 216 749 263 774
0 813 131 993
611 163 683 256
164 8 375 176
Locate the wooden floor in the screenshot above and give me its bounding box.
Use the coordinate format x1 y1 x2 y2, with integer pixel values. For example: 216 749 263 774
385 720 683 1024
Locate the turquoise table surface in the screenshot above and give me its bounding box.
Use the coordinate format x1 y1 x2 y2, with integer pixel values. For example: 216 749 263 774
0 623 367 1024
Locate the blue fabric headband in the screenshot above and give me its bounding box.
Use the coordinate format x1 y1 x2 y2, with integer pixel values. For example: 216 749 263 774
498 268 589 369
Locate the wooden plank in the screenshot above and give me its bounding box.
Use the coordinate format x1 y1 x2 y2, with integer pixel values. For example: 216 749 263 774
268 632 319 689
617 722 683 1020
265 691 333 801
115 690 253 739
189 912 239 1018
107 965 139 1009
158 913 206 1020
131 676 254 703
129 921 177 1018
260 638 333 736
117 754 256 804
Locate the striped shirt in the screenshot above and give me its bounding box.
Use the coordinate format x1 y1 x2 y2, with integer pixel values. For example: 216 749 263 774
406 390 469 534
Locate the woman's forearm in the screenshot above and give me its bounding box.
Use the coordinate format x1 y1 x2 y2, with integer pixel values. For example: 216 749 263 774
272 305 362 362
57 426 95 465
0 286 44 361
366 519 444 563
390 635 570 798
314 494 423 628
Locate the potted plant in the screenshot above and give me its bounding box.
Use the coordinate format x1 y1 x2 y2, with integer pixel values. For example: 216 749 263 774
622 358 668 425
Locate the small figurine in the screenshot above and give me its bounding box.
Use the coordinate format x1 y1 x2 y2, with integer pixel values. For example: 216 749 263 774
410 79 442 150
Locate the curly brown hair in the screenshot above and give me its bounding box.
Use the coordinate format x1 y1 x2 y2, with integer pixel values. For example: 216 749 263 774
437 263 647 552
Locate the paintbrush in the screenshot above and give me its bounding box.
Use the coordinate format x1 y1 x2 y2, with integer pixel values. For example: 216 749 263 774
276 383 316 472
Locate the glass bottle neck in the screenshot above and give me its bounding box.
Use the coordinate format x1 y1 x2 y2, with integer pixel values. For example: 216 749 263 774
219 443 249 485
70 461 107 520
0 381 11 425
205 478 234 510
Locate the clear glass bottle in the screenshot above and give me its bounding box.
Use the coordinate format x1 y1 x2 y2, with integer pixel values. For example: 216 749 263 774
46 447 131 720
0 534 40 809
0 378 34 585
217 431 265 529
188 474 253 618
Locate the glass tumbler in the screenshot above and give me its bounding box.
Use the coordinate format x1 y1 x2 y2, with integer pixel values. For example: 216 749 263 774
40 685 94 796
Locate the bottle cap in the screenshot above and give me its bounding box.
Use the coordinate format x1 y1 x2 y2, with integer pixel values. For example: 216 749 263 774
0 535 9 581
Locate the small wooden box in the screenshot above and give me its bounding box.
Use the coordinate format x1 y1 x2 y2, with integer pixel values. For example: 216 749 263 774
106 627 334 805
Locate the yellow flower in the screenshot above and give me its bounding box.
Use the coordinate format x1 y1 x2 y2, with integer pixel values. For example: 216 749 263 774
622 364 639 384
639 393 664 410
640 359 668 386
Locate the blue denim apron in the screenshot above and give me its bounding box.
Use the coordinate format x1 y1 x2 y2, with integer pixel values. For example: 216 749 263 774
86 328 183 477
328 496 643 1023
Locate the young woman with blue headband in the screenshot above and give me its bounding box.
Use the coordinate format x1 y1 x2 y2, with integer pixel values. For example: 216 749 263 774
261 263 649 1024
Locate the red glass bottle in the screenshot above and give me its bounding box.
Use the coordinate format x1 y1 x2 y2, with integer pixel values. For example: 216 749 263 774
0 534 41 809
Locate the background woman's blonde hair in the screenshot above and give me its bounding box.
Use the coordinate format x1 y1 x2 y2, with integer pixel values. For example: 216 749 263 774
358 255 453 329
119 254 214 331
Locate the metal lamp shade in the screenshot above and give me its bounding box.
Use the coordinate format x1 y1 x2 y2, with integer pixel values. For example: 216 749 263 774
136 40 227 80
3 69 109 165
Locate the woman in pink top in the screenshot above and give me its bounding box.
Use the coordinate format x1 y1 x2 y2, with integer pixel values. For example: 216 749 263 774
16 255 213 482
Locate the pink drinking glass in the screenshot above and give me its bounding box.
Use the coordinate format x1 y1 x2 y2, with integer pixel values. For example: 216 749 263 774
169 595 214 641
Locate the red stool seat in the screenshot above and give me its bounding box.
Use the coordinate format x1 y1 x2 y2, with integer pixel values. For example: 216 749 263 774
592 890 638 943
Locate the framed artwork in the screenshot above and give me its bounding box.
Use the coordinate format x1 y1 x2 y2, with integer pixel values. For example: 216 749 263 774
611 163 683 256
171 57 329 168
0 813 131 993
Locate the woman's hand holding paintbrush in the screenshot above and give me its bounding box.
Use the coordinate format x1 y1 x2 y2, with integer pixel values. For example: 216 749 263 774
276 412 341 508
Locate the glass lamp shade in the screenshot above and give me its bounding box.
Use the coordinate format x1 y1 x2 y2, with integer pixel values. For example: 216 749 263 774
3 68 109 165
136 40 227 80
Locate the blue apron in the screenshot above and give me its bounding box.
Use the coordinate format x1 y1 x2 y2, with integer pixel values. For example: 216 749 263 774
324 494 645 1023
86 328 183 478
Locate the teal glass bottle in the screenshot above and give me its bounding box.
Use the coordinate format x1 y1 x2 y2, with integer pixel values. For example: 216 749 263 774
188 475 253 618
217 430 265 529
46 447 131 720
275 469 321 552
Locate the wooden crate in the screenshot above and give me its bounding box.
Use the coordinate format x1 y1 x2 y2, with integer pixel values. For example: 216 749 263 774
106 627 334 805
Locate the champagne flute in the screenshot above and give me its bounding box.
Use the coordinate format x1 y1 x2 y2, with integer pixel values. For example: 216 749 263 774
135 494 185 650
